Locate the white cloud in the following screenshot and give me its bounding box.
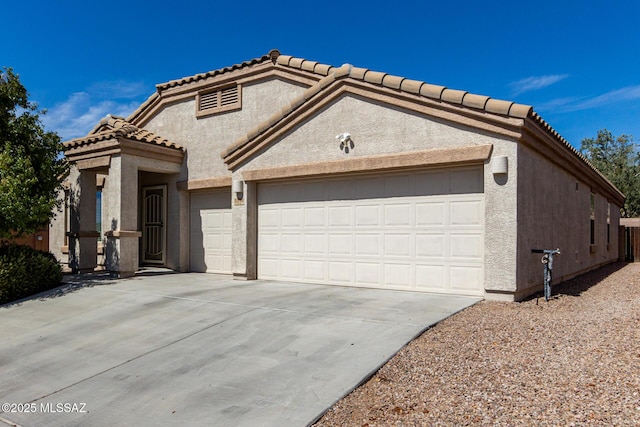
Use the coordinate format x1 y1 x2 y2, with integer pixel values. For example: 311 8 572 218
536 85 640 113
41 81 150 141
509 74 569 96
569 85 640 111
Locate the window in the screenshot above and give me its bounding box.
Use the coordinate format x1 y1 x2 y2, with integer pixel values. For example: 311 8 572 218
590 193 595 245
63 189 70 247
607 202 611 245
196 84 241 117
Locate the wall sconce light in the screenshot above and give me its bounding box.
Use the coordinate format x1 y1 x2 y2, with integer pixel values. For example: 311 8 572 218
336 132 354 153
491 156 508 175
233 180 244 200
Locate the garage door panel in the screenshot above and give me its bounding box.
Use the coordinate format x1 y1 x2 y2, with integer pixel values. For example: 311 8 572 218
415 265 446 289
355 205 381 226
190 191 233 274
416 202 445 226
355 262 380 286
356 234 381 256
304 207 326 227
258 167 484 296
416 234 445 258
329 206 351 227
205 233 222 250
450 200 483 225
329 234 351 255
450 266 483 291
384 203 411 226
259 257 279 277
304 234 325 254
385 234 412 257
260 208 280 228
329 262 351 282
303 260 325 281
281 208 303 228
280 234 302 254
384 263 412 287
281 259 301 280
450 234 483 259
259 233 280 252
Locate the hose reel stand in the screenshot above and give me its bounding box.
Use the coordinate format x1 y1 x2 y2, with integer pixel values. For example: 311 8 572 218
531 248 560 301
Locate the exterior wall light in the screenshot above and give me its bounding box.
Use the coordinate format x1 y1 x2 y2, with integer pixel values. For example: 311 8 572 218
233 180 244 200
492 156 508 175
336 132 354 153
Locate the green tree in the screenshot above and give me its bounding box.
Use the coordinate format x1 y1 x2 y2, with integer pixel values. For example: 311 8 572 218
580 129 640 217
0 67 68 239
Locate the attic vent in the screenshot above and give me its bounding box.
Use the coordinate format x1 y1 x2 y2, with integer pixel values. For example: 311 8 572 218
196 84 242 118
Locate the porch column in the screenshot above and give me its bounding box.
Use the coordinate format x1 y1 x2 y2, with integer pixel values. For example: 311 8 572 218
104 155 141 278
69 170 98 273
178 189 190 272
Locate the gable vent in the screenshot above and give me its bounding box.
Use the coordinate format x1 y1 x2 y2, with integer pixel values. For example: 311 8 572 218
197 84 242 118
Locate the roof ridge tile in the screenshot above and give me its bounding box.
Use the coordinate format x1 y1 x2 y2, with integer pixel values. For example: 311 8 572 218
440 88 468 104
419 83 446 99
399 79 423 95
462 93 490 110
363 70 386 85
382 74 404 90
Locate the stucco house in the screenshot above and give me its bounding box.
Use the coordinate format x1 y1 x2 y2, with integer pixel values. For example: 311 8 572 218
50 49 624 301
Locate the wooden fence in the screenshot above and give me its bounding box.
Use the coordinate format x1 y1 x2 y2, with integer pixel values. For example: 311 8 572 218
621 218 640 262
4 228 50 252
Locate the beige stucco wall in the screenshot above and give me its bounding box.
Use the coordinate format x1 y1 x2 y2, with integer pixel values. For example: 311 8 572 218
235 94 520 293
516 144 620 298
140 77 307 273
143 78 307 181
484 139 519 296
239 95 504 166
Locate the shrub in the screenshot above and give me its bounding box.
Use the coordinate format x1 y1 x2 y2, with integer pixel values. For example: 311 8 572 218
0 244 62 304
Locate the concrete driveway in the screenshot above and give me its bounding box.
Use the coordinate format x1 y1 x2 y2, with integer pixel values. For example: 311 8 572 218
0 272 479 427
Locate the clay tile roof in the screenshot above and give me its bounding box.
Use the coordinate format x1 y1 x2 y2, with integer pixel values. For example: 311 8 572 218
64 115 183 151
156 49 282 92
275 53 534 117
222 53 538 160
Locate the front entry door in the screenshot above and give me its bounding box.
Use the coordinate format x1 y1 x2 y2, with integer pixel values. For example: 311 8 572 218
143 185 166 264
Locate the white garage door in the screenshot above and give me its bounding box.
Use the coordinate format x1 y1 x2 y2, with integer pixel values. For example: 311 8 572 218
190 190 232 273
257 167 485 295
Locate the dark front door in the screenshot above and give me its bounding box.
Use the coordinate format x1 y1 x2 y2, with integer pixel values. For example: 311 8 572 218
142 185 166 264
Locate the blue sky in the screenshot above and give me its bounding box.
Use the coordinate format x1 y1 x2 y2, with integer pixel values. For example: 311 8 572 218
2 0 639 148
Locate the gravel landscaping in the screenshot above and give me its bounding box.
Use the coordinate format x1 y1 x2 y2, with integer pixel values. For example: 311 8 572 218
314 262 640 426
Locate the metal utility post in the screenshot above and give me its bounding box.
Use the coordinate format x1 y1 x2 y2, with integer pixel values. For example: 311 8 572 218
531 248 561 301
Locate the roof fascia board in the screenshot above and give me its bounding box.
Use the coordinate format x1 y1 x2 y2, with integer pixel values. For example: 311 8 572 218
127 93 161 126
65 137 184 166
119 139 185 164
224 79 524 170
65 138 121 159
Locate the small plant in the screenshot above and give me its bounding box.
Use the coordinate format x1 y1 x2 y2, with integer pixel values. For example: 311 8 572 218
0 244 62 304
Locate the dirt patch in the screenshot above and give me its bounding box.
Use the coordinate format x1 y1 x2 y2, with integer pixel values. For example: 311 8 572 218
315 262 640 426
